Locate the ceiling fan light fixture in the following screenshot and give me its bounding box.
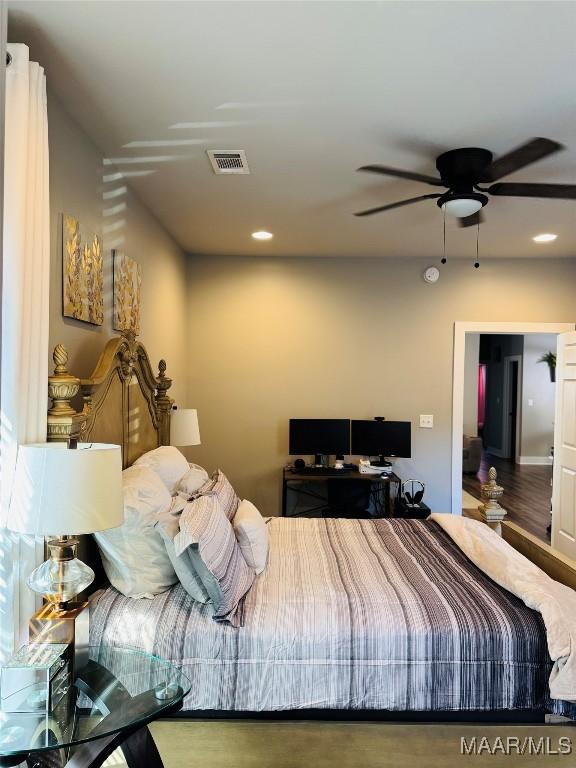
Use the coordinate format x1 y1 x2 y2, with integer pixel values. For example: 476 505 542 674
439 194 487 219
442 198 482 218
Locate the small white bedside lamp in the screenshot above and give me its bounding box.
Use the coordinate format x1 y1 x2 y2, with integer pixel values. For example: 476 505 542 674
8 442 123 607
170 408 201 447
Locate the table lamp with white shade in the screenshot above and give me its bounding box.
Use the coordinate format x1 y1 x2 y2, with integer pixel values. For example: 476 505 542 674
8 442 123 608
170 408 201 448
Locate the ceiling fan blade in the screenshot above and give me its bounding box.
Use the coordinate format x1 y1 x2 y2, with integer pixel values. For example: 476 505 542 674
487 182 576 199
480 138 563 182
354 194 442 217
458 211 485 228
357 165 444 186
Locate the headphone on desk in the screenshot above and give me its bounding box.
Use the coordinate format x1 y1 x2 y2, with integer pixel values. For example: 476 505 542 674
402 479 425 506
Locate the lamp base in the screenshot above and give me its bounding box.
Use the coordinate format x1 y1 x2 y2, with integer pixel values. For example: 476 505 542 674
27 537 95 605
29 600 90 672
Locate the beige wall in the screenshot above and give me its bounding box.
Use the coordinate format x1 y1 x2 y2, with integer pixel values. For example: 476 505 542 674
463 333 480 437
44 94 576 513
186 255 576 515
520 333 557 461
48 93 189 402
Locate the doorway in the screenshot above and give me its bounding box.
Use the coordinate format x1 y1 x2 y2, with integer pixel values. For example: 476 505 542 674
461 333 558 540
508 360 519 459
502 355 522 462
452 322 574 540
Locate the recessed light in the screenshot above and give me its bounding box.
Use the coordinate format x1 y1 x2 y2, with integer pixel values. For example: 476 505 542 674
532 233 558 243
251 231 273 241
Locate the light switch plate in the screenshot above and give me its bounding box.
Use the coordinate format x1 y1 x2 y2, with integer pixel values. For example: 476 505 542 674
419 414 434 429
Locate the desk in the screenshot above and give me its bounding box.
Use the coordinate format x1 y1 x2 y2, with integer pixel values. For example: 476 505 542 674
282 468 401 519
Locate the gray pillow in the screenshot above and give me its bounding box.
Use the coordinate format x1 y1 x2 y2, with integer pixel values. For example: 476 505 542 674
156 508 210 604
198 469 240 521
175 493 255 627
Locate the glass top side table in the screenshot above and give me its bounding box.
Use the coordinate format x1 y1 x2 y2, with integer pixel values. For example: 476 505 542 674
0 646 191 768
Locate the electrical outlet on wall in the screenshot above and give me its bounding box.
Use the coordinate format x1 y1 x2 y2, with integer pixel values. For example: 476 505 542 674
419 414 434 428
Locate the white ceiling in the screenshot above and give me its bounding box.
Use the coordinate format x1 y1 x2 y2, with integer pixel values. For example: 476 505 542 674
8 0 576 258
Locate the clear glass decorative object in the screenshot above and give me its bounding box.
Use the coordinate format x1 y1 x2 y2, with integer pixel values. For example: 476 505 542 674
27 538 94 604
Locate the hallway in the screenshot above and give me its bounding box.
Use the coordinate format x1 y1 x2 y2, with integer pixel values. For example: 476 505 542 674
462 452 552 542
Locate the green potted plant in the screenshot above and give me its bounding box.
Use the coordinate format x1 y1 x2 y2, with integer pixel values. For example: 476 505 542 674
538 351 557 382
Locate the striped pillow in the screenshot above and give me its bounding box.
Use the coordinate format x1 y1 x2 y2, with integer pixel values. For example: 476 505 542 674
174 494 255 627
204 469 240 521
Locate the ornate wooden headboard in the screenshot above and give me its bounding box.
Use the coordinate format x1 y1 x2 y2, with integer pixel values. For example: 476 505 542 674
47 331 173 466
46 333 174 590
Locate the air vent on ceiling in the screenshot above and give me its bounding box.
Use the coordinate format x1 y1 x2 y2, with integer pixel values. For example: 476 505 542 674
207 150 250 175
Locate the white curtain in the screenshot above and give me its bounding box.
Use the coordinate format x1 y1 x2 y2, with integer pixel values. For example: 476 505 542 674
0 44 50 661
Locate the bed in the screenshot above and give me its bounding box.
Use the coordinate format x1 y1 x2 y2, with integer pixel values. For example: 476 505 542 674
47 333 575 722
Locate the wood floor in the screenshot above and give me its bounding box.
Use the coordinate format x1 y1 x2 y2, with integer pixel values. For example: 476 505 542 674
462 452 552 542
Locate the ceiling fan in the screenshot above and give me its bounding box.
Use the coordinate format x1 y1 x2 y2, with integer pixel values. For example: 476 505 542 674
354 138 576 227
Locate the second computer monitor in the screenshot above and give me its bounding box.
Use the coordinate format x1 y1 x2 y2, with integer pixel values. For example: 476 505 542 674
289 419 351 456
351 420 411 459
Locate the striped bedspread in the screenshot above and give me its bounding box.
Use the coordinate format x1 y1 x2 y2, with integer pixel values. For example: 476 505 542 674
90 517 555 712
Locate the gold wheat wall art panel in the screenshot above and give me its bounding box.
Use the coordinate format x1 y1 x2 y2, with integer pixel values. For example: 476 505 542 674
113 250 142 334
62 214 104 325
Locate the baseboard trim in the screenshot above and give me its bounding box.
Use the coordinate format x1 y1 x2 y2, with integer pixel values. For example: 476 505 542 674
517 456 553 466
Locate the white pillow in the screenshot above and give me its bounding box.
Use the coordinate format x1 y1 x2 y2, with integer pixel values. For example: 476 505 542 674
134 446 190 494
94 465 178 598
232 499 269 575
178 463 210 497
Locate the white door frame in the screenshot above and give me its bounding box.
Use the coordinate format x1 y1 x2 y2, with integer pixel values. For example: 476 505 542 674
501 354 523 462
451 322 574 514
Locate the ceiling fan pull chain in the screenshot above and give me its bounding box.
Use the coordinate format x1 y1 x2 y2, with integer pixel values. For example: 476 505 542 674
474 221 480 268
441 207 447 264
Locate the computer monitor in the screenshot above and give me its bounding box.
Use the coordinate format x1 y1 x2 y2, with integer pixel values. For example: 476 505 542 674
289 419 350 457
351 420 411 461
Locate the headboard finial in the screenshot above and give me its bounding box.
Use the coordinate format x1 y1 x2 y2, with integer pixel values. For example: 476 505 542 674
47 343 86 442
48 344 79 416
53 343 69 374
155 358 173 445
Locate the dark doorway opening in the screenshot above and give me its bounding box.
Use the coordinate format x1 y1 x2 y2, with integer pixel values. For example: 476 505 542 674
508 360 519 460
